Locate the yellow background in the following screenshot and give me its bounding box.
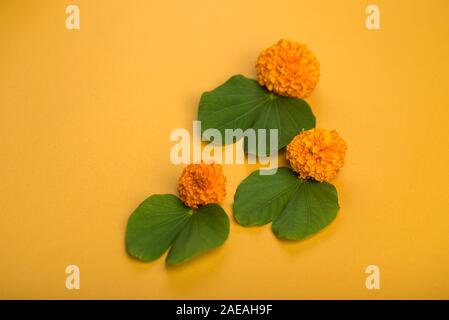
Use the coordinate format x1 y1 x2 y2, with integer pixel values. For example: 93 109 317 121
1 0 449 299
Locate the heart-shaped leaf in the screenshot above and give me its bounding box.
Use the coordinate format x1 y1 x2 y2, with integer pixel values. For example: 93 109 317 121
233 168 339 240
198 75 315 155
125 194 229 264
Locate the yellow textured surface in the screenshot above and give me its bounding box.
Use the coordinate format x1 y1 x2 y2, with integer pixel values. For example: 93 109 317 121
1 0 449 299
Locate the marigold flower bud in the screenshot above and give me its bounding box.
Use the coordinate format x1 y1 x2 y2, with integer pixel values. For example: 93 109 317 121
178 162 226 209
286 129 347 182
256 39 320 99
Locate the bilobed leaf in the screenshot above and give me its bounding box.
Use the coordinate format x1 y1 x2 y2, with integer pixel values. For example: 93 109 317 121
125 194 230 264
125 194 191 262
233 168 340 240
166 204 230 265
198 75 315 155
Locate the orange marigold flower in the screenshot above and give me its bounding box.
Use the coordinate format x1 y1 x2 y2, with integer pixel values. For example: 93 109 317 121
286 129 347 182
256 39 320 99
178 162 226 209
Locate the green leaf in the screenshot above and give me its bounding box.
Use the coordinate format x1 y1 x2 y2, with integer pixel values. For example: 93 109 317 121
198 75 315 155
272 180 339 240
125 194 230 264
125 194 192 262
166 204 230 265
233 167 299 226
233 168 339 240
